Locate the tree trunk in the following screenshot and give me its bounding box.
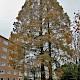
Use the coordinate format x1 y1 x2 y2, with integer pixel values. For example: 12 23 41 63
33 72 36 80
49 63 52 80
41 63 45 80
47 10 53 79
39 0 45 80
40 46 45 80
48 42 53 80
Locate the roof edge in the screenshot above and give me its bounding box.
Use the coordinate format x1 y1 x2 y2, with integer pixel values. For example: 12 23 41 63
0 35 9 41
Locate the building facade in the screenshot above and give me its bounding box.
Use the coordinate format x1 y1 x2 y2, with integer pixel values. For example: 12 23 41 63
0 35 23 80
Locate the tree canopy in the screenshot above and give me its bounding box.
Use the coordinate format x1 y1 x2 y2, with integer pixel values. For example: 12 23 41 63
9 0 73 80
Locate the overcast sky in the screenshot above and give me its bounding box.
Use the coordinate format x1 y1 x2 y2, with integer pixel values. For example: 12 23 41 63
0 0 80 39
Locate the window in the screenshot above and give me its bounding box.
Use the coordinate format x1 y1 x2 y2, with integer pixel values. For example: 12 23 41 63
0 70 5 74
19 72 22 76
1 54 7 59
0 62 6 66
8 64 11 67
19 79 22 80
13 78 16 80
2 47 7 52
7 70 11 74
3 40 8 45
14 71 17 75
7 78 10 80
9 56 12 60
0 78 3 80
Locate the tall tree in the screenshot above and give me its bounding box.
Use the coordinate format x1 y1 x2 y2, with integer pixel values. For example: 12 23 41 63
9 0 72 80
72 11 80 80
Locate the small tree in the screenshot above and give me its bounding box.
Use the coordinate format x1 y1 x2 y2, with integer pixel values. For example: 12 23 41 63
61 63 78 80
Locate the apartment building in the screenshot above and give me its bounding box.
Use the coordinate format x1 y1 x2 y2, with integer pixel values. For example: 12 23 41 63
0 35 24 80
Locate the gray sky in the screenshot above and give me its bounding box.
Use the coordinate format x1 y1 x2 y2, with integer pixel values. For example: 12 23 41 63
0 0 80 39
0 0 25 38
